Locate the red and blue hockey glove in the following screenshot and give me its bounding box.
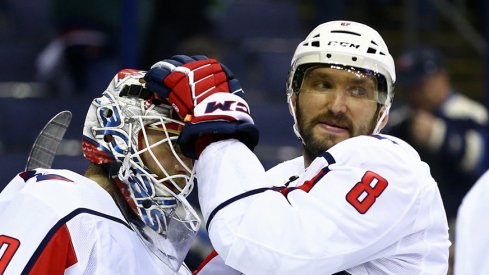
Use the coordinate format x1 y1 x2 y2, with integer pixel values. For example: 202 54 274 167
144 55 259 159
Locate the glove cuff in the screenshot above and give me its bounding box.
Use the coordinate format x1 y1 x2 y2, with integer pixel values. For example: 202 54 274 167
178 120 259 159
192 93 254 123
177 92 258 159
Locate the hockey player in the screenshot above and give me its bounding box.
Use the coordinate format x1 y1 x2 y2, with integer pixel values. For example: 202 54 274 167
144 21 450 274
0 69 200 274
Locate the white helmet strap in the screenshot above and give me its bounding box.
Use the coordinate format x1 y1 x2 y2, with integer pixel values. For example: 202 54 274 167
372 104 390 134
287 92 305 144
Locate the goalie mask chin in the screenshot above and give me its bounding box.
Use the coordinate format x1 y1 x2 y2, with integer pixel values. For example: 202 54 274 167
82 69 200 271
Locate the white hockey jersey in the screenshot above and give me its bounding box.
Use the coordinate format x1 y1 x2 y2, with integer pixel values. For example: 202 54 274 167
454 170 489 274
0 168 191 275
194 134 450 275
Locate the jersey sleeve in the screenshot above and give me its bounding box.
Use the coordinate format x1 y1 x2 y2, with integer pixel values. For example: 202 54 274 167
195 136 448 274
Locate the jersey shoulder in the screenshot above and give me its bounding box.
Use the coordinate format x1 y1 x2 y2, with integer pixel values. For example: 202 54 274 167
0 169 127 274
330 134 422 163
1 168 120 220
322 134 433 186
266 156 304 186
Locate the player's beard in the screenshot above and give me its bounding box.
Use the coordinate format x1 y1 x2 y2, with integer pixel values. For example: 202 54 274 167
296 103 378 160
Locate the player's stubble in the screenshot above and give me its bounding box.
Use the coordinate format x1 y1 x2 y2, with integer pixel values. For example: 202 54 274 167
296 101 379 160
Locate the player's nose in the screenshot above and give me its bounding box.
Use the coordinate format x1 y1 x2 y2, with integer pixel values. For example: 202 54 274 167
327 90 348 114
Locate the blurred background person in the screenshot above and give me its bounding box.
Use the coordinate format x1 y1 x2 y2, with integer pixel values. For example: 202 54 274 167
386 46 488 223
37 0 122 97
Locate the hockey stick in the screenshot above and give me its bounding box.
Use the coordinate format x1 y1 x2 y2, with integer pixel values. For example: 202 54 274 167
25 110 72 171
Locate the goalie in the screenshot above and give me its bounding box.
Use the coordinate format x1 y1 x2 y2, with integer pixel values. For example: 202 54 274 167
0 69 200 274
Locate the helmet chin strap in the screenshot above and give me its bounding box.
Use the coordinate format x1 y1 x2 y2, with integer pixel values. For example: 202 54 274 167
287 92 306 145
372 104 390 134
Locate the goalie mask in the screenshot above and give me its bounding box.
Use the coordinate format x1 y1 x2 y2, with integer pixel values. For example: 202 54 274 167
286 20 396 137
82 69 200 271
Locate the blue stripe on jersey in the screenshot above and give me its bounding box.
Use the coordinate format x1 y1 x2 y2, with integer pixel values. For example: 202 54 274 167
370 134 398 144
19 170 74 183
206 153 339 230
206 188 270 231
321 151 336 165
22 208 130 275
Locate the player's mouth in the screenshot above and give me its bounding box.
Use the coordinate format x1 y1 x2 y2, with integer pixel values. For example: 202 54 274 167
317 120 350 136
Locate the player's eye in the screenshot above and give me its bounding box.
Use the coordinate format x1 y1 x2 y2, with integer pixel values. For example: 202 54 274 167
310 81 333 92
346 86 377 101
348 87 367 97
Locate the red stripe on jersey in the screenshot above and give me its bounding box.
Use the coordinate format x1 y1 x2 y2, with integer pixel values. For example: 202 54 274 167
280 169 327 196
29 224 78 274
193 249 218 274
298 169 326 193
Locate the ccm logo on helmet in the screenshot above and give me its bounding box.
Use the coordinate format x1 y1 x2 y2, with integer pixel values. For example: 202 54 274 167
328 41 360 49
205 100 249 114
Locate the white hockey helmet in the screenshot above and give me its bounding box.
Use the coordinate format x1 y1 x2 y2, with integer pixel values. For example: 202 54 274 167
82 69 200 271
286 20 396 134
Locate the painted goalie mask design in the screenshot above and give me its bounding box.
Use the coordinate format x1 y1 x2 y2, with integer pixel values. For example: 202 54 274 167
82 69 200 271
